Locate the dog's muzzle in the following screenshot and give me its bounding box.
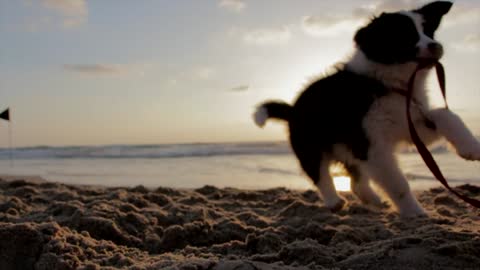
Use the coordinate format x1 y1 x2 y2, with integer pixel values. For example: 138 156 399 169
427 42 444 59
416 42 443 66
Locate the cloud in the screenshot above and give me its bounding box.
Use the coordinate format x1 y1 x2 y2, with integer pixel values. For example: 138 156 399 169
369 0 425 13
299 0 477 38
453 34 480 52
299 1 380 38
362 0 480 26
42 0 88 28
192 67 216 80
242 26 292 45
229 85 249 92
355 1 480 27
444 5 480 28
301 15 363 38
64 64 126 75
18 0 88 30
166 66 217 88
465 34 480 46
219 0 246 12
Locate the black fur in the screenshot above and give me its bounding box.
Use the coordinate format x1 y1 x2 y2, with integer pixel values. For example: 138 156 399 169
261 101 292 122
353 1 453 65
354 13 420 64
284 69 388 183
255 1 452 187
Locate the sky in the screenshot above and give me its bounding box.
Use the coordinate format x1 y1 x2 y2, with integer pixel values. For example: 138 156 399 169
0 0 479 147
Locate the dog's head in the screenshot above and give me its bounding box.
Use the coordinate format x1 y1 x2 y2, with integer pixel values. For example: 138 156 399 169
354 1 453 65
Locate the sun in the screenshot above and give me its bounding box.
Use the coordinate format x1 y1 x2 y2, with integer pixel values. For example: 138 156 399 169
333 176 351 192
330 164 351 192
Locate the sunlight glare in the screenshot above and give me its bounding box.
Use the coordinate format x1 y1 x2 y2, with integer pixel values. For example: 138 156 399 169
333 176 351 192
330 163 351 192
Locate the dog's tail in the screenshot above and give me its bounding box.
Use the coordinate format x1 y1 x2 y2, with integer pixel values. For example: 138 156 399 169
253 100 292 127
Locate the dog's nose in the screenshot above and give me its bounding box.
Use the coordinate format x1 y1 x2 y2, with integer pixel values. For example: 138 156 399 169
428 42 443 57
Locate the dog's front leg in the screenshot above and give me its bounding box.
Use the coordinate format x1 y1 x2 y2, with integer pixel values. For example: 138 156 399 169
366 147 426 217
428 108 480 161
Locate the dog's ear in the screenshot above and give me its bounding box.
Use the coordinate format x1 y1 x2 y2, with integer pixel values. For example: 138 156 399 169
354 27 368 48
354 14 383 48
414 1 453 37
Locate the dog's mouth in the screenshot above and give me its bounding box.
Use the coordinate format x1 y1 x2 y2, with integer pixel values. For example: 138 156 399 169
416 43 444 67
415 57 440 68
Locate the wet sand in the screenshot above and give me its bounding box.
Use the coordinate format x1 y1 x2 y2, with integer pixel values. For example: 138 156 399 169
0 176 479 270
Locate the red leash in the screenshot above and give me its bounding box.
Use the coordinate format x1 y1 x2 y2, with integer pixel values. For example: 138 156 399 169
407 62 480 209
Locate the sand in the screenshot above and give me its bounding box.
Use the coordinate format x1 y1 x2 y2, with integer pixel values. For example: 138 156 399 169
0 176 479 270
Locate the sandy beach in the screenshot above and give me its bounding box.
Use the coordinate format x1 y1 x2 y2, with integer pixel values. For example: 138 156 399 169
0 176 479 270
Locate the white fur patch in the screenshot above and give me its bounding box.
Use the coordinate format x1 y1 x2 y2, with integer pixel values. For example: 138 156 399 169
253 106 268 127
401 11 442 59
316 157 344 209
428 109 480 160
346 50 424 91
365 144 426 217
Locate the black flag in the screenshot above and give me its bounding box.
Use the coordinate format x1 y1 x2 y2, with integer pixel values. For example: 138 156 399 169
0 108 9 121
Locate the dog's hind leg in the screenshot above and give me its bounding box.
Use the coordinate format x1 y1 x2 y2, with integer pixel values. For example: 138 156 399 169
345 164 383 207
365 145 425 217
291 141 345 211
315 158 345 212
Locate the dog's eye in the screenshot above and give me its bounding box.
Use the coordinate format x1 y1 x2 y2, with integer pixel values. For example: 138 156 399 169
385 19 419 47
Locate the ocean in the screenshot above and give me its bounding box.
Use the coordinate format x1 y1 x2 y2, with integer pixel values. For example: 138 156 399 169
0 142 478 190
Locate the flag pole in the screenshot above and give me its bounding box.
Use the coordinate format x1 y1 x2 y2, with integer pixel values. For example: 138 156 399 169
8 117 13 167
0 108 12 167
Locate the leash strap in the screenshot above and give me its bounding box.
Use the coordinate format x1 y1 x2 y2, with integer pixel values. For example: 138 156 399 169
407 62 480 209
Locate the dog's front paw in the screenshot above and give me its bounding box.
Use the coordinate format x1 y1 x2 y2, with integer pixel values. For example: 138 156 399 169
457 142 480 161
400 211 428 219
396 194 427 218
399 206 427 218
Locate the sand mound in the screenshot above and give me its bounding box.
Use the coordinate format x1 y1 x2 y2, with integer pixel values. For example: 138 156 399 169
0 178 479 269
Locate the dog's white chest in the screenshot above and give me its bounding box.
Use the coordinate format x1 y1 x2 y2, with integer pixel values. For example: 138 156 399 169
363 94 433 146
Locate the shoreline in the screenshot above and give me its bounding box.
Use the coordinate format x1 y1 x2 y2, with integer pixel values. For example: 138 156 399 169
1 176 479 269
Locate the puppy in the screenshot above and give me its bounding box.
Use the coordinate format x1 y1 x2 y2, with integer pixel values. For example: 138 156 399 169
253 1 480 217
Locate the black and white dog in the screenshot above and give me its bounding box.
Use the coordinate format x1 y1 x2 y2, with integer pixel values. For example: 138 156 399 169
253 1 480 217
